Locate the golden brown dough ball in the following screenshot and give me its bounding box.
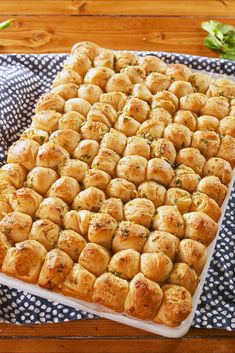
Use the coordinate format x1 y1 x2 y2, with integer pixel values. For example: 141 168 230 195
29 219 60 251
61 263 96 301
180 93 207 114
121 65 146 84
64 98 91 117
92 147 120 177
200 96 229 119
59 159 88 182
26 167 58 195
197 115 219 131
57 230 86 261
123 97 150 123
112 221 149 253
9 187 43 217
191 191 221 222
164 123 192 150
191 131 220 159
2 240 47 283
219 116 235 138
166 63 192 82
0 201 12 221
49 129 80 155
177 239 207 275
35 197 69 227
20 127 49 145
217 135 235 167
147 158 174 187
114 52 138 71
105 73 133 94
151 98 176 115
124 137 150 159
176 148 206 175
63 210 92 236
31 111 61 133
154 90 179 109
154 284 192 327
46 176 80 204
94 49 114 69
100 198 124 222
132 83 152 103
58 111 85 132
151 138 177 165
100 92 128 112
173 110 197 132
0 212 32 243
106 178 137 203
125 273 163 320
83 169 111 190
198 176 227 206
165 188 192 214
137 181 166 208
139 55 167 74
114 114 141 137
79 243 110 276
78 84 103 105
51 83 78 100
168 80 194 98
0 232 11 266
203 157 232 185
84 67 114 89
207 78 235 98
35 92 64 114
100 128 127 155
72 186 105 212
87 102 117 127
170 165 201 193
153 205 185 239
124 198 155 228
64 52 92 77
36 141 69 170
80 121 109 141
52 69 82 87
141 252 173 283
108 249 140 280
116 155 147 185
168 263 198 295
93 272 129 312
88 213 118 250
8 139 39 171
183 211 218 246
38 249 73 289
71 41 100 61
73 139 99 165
145 72 170 94
143 231 180 262
1 163 27 189
189 72 212 93
148 108 173 126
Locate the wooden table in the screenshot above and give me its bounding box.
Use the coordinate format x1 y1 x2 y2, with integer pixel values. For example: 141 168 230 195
0 1 235 352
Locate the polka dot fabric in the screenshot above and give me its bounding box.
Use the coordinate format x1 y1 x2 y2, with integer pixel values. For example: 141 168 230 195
0 52 234 330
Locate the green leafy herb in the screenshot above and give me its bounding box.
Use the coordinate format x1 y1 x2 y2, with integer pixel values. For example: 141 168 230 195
201 20 235 61
0 18 13 30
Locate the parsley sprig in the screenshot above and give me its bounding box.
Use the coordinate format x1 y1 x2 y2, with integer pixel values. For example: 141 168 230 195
0 18 13 30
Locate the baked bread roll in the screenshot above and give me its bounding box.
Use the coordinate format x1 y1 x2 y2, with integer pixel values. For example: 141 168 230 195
147 158 174 187
123 98 150 123
106 178 137 203
136 119 165 140
100 92 128 112
167 263 198 295
58 111 85 132
176 148 206 175
38 249 73 289
79 243 110 276
169 81 193 98
64 98 91 117
83 169 111 190
87 102 117 127
180 93 207 113
145 72 170 94
1 163 27 189
151 99 176 115
139 55 167 74
77 84 103 105
92 148 120 177
166 63 192 82
183 211 218 246
140 252 173 282
49 129 81 155
154 284 192 327
124 198 155 228
108 249 140 280
84 67 114 89
35 92 64 114
58 159 88 181
189 72 212 93
115 52 138 71
100 128 127 155
197 115 219 131
7 139 39 171
114 114 141 137
137 181 166 208
93 272 129 312
72 186 105 212
29 219 60 251
35 197 69 226
100 198 124 222
112 221 149 253
132 83 152 103
177 239 207 275
88 213 118 249
106 73 133 94
71 41 100 60
116 155 147 185
80 121 109 142
200 96 229 119
9 187 43 216
121 65 146 84
0 212 32 243
198 176 227 206
218 116 235 138
2 240 47 283
36 141 69 170
64 52 92 78
26 167 58 195
170 165 201 193
61 263 96 301
207 78 235 98
0 232 11 266
57 230 86 261
0 201 12 221
190 192 221 222
73 139 100 165
52 69 82 87
94 49 114 69
191 131 220 159
165 187 192 214
46 176 80 204
20 127 49 145
63 210 93 236
153 205 185 239
153 91 178 109
164 123 192 150
150 138 176 165
217 135 235 168
124 137 150 159
124 272 163 320
203 157 232 185
143 231 180 261
51 83 78 100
